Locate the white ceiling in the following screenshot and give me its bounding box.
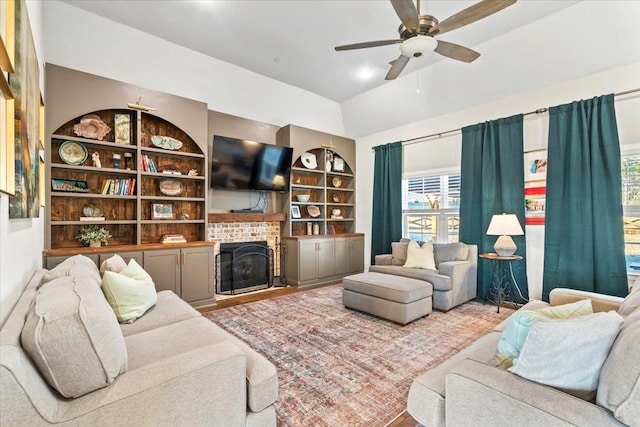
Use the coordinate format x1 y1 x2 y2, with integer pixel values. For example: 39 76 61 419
60 0 581 103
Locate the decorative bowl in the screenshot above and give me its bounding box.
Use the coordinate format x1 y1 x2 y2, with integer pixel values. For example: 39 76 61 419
301 152 317 169
73 114 111 141
307 205 321 218
151 135 183 150
159 179 183 196
59 141 88 165
332 177 342 188
296 194 310 202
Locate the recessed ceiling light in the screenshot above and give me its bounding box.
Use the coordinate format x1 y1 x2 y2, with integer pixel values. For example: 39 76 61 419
357 68 374 80
273 58 281 63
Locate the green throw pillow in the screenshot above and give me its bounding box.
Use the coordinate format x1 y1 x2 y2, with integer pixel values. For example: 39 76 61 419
494 299 593 369
101 259 157 323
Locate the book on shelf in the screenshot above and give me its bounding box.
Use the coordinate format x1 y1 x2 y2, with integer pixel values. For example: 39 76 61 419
161 233 187 244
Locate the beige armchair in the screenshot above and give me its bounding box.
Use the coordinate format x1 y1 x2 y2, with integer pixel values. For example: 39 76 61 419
370 242 477 311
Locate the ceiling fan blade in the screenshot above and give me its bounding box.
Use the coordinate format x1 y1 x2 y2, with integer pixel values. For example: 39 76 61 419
335 39 403 51
434 40 480 63
385 54 410 80
390 0 420 33
429 0 517 36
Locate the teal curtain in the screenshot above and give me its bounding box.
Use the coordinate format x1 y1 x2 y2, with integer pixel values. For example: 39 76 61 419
542 94 627 300
460 115 528 301
371 141 403 264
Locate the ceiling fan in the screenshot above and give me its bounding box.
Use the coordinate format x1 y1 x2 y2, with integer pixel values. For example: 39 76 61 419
335 0 517 80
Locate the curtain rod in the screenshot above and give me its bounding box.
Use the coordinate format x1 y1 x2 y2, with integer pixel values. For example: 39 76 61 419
378 88 640 149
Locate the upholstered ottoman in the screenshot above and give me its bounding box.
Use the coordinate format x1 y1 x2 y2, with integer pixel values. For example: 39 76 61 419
342 272 433 325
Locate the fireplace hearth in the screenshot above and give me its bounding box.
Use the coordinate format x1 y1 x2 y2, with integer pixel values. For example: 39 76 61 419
216 241 274 295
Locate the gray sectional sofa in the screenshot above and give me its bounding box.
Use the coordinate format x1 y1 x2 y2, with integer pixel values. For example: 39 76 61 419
370 241 477 311
407 287 640 426
0 255 278 426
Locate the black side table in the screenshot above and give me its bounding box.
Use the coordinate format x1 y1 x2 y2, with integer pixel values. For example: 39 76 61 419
479 253 524 313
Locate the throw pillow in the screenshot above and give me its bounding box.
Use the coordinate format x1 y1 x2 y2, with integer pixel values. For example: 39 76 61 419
596 315 640 425
494 299 593 369
403 239 436 270
99 254 128 276
391 241 409 266
618 284 640 317
101 259 157 323
21 275 128 398
41 254 101 288
509 311 623 399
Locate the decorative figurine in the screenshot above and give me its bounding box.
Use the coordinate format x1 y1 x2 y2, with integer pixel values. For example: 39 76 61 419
92 152 101 168
188 168 198 176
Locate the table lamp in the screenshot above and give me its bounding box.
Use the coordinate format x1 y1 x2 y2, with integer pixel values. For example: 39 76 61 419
486 213 524 256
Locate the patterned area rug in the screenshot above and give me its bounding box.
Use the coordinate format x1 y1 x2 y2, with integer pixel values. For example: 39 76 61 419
204 285 513 426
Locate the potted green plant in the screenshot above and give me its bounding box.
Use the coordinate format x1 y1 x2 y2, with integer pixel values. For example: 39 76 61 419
76 225 112 247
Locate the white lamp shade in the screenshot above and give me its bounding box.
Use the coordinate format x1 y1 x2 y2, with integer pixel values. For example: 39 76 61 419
486 214 524 236
400 36 438 57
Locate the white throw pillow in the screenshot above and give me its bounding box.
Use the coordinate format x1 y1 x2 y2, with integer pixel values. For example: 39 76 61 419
403 239 436 270
509 311 623 399
102 259 157 323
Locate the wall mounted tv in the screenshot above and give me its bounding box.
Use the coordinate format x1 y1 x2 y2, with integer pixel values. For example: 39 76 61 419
210 135 293 192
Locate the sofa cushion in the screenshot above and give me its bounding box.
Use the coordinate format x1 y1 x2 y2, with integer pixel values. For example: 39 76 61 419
368 265 451 291
407 332 501 426
125 316 278 413
495 299 593 369
21 275 128 398
42 254 101 289
433 243 469 267
101 259 157 323
391 241 409 266
596 309 640 425
509 311 623 400
403 240 436 270
99 254 127 276
120 290 201 337
618 284 640 317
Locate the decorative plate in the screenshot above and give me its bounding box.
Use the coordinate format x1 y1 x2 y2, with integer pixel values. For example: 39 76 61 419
301 152 317 169
59 141 88 165
159 179 184 196
73 114 111 141
151 135 183 150
82 203 104 218
332 177 342 188
307 205 321 218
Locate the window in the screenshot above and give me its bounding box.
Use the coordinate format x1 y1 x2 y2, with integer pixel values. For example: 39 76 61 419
622 154 640 271
402 173 460 243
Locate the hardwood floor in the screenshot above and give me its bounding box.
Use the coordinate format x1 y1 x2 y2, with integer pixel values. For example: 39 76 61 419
198 282 419 427
386 411 419 427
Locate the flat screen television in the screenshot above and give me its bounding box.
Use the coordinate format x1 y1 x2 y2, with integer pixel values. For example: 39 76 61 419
210 135 293 192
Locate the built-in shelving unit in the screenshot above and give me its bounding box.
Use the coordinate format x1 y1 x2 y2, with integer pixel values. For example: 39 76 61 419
288 148 355 236
47 109 207 249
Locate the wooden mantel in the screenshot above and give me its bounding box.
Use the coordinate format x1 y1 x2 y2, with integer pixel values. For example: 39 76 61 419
208 212 287 223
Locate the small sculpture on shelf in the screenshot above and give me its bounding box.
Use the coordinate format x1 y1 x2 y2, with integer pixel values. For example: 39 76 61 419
73 114 111 141
188 168 198 176
113 154 121 169
92 152 101 168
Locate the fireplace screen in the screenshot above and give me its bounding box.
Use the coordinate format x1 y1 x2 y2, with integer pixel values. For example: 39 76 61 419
216 241 274 295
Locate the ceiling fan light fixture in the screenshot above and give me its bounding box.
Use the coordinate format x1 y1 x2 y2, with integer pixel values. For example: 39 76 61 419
399 35 437 58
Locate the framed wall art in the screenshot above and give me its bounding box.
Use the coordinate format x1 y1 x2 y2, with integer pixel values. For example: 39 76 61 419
291 205 301 219
8 0 41 218
114 113 131 144
151 203 175 220
51 179 89 193
525 186 546 225
524 149 547 183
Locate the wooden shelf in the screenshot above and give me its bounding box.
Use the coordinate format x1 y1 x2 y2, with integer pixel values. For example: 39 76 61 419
51 134 138 151
51 192 137 199
208 212 287 223
141 146 205 159
51 220 136 225
51 164 137 175
283 232 364 240
43 241 215 257
140 172 205 180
